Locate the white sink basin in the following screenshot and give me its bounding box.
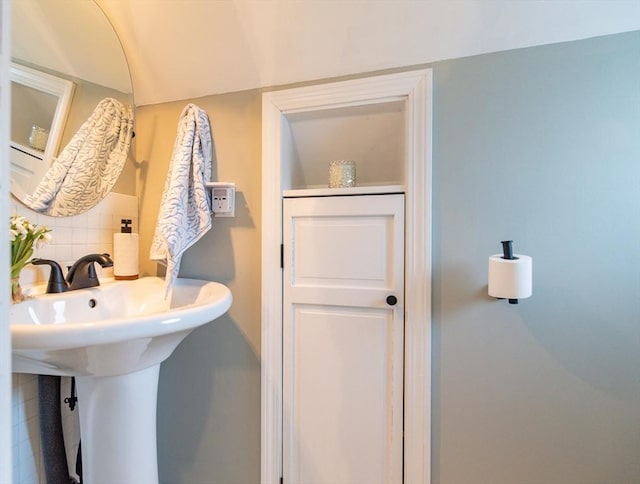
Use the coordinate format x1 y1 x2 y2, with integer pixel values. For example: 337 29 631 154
10 276 232 484
11 276 231 376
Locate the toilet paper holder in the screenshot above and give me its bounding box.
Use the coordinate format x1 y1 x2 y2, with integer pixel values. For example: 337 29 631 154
488 240 532 304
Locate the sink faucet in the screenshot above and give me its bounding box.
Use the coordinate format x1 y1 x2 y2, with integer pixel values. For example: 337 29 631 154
66 253 113 290
32 259 69 293
32 253 114 293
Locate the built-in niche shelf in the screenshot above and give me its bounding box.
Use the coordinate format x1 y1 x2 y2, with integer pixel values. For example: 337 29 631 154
10 62 75 197
282 100 406 190
283 184 405 198
10 62 75 158
10 141 45 160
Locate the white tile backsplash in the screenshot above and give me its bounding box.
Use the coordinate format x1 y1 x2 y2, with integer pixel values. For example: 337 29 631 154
11 191 138 484
12 192 138 289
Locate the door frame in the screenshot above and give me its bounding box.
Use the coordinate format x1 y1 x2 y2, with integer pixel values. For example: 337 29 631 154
261 69 433 484
0 2 12 482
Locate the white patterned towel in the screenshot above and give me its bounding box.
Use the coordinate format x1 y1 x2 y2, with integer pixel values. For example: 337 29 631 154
25 97 133 216
150 104 213 295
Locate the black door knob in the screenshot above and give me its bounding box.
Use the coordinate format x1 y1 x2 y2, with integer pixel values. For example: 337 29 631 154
386 295 398 306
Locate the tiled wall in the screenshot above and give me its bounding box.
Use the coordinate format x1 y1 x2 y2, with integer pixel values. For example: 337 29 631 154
11 374 39 482
11 192 138 484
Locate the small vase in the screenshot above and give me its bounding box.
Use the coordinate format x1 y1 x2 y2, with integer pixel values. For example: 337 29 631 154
11 277 24 304
328 160 356 188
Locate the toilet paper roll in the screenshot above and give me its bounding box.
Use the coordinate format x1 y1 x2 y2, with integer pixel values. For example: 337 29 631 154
488 254 532 299
114 233 139 279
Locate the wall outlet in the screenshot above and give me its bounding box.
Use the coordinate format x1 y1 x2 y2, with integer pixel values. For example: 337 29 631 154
209 184 235 217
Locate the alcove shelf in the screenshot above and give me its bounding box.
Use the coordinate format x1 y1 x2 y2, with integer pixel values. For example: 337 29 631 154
283 184 404 198
281 100 406 190
10 141 45 160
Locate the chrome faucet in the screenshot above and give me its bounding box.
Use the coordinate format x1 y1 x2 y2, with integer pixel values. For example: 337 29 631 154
32 253 114 293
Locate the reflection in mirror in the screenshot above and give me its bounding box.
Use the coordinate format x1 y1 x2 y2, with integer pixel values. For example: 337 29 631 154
11 0 135 216
10 62 75 199
24 97 133 216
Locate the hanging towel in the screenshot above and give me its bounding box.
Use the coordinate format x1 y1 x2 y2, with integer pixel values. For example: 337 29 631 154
150 104 213 295
25 97 133 216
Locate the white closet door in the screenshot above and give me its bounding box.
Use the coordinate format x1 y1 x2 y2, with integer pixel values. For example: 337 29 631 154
283 194 405 484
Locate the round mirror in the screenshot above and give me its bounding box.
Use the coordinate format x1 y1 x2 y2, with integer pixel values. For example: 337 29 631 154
10 0 135 217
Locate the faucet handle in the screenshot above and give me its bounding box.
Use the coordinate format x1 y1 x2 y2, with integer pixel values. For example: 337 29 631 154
32 259 69 293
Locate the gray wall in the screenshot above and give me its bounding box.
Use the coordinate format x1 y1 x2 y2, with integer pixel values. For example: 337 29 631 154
138 91 263 484
149 31 639 483
432 31 639 483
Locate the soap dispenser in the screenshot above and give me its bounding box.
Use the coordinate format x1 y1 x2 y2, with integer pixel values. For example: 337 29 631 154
113 219 139 280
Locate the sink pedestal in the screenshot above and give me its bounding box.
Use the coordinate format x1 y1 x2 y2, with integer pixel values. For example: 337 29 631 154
11 277 233 483
76 364 161 484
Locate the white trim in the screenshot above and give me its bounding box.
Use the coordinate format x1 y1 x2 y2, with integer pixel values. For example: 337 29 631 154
283 184 404 198
261 69 432 484
261 90 285 484
403 69 433 484
0 1 13 482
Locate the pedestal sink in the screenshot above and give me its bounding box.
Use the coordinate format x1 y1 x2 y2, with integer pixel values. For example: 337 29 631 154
10 276 232 484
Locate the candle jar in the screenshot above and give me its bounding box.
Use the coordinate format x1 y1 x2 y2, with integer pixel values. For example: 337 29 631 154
328 160 356 188
28 125 49 151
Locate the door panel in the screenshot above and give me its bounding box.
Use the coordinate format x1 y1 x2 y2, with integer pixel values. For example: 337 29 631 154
291 216 393 287
283 194 404 484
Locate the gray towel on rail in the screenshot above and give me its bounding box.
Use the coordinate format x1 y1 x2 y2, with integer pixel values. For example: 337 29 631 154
149 104 213 296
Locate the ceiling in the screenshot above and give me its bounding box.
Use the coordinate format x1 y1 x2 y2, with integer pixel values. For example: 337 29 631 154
97 0 640 107
13 0 132 93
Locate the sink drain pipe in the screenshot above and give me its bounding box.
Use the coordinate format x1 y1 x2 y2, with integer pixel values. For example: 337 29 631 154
38 375 71 484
